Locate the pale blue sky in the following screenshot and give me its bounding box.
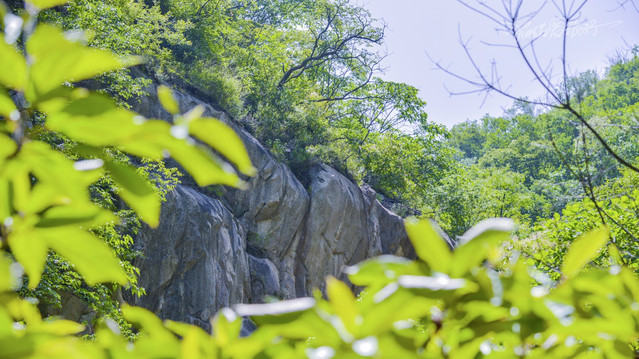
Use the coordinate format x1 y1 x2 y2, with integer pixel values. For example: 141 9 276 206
363 0 639 127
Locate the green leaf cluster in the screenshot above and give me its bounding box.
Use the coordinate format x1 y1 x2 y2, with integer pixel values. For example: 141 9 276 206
0 0 254 349
39 0 454 203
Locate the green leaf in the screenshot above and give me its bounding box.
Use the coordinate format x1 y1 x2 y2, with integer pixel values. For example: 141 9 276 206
360 289 432 336
562 227 609 279
122 305 166 333
233 298 316 324
26 24 141 100
0 89 17 118
0 254 19 291
0 179 10 223
607 243 623 266
104 160 160 228
190 117 256 176
168 141 242 187
397 274 466 291
7 161 31 214
35 203 116 229
35 320 85 335
405 218 451 273
44 94 155 148
117 120 177 159
211 308 242 347
25 0 69 10
165 321 214 359
0 133 17 161
0 39 26 89
326 276 358 334
20 141 102 206
122 305 181 357
345 255 415 287
451 218 514 277
8 228 48 289
43 227 128 285
157 85 180 115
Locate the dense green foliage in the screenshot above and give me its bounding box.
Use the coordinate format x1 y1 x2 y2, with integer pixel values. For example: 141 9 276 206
435 54 639 237
30 0 452 198
0 0 253 348
434 52 639 300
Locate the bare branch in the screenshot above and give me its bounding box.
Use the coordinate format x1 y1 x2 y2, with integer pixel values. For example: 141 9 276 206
431 0 639 175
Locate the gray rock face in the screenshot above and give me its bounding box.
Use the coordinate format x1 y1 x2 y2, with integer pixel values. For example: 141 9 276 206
248 256 280 303
297 164 383 294
221 130 309 301
127 186 250 331
128 83 420 331
361 185 416 258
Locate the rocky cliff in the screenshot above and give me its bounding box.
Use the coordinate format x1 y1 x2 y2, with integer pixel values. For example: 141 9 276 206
124 83 428 331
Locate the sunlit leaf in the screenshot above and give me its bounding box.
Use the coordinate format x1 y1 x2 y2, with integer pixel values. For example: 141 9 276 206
398 274 466 291
164 320 214 359
168 141 242 187
122 305 181 357
0 133 17 161
225 329 278 358
34 320 85 335
157 85 180 115
405 218 451 273
190 117 257 176
451 218 514 277
20 141 102 204
36 203 116 228
26 24 141 100
619 267 639 302
43 227 128 285
0 39 26 89
607 243 623 266
252 309 339 345
122 305 167 334
25 0 69 10
0 179 10 223
233 298 316 317
457 218 514 246
0 254 19 291
0 2 7 19
0 89 17 118
345 255 415 287
117 120 176 159
43 93 142 145
360 289 432 336
181 105 205 123
562 227 609 279
8 228 48 289
105 160 160 228
7 161 31 214
326 276 359 334
211 308 241 347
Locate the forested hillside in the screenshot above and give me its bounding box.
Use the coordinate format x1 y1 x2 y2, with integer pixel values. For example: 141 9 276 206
436 55 639 275
3 0 639 357
29 0 452 192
